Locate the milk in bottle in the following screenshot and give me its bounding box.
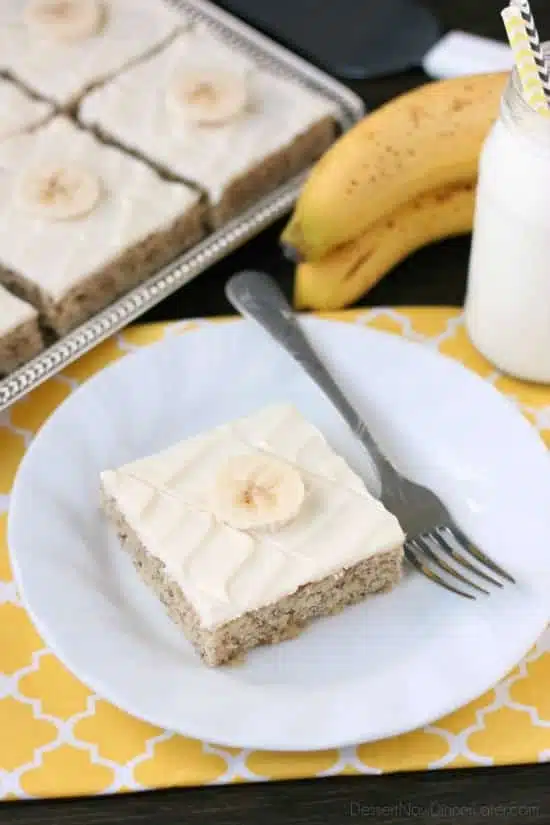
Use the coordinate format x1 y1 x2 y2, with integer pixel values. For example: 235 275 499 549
464 55 550 383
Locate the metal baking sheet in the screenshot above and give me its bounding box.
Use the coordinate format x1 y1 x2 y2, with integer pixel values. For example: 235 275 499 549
0 0 365 412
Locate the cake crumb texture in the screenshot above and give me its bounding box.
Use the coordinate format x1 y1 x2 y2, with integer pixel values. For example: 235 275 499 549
0 285 43 375
101 487 404 667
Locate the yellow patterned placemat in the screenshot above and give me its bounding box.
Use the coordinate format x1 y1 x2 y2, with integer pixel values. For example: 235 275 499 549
2 306 550 801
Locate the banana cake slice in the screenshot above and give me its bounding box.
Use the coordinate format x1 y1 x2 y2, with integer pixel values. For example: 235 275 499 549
0 0 186 108
79 24 339 227
0 285 43 374
100 403 405 667
0 115 203 335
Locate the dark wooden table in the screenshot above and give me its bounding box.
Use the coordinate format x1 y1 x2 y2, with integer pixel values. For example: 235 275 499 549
5 1 550 823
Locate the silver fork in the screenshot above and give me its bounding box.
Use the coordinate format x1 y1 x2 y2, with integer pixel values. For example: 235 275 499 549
225 270 515 600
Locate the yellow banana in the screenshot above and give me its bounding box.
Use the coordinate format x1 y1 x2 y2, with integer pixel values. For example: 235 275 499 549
282 72 505 262
294 180 476 311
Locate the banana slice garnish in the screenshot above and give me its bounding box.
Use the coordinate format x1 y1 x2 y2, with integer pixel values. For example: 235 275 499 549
23 0 104 43
212 454 305 531
166 68 249 127
16 163 102 221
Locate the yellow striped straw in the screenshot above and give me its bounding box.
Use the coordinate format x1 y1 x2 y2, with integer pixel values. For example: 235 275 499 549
501 4 550 115
511 0 550 102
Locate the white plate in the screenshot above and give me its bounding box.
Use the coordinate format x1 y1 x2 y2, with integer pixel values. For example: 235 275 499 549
8 318 550 751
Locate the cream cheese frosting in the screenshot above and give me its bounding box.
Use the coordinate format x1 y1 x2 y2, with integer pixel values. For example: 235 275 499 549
0 0 186 106
101 404 405 630
0 284 37 334
79 25 339 206
0 78 53 141
0 115 200 303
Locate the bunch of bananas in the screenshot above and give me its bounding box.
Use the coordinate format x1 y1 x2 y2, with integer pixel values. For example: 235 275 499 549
281 72 507 310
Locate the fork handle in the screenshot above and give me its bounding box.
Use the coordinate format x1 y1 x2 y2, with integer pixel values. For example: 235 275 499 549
225 271 397 481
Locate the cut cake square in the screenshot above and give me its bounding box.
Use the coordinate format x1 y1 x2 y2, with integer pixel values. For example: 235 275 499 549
0 77 54 141
79 25 338 227
0 115 203 335
100 404 405 667
0 0 186 108
0 285 43 374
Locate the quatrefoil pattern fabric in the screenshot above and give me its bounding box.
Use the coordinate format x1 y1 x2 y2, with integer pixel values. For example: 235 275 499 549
2 308 550 800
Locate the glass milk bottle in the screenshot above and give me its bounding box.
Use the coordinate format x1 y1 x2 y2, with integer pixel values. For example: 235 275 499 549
464 58 550 383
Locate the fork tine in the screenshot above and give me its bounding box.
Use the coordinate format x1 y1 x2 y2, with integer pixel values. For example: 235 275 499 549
415 536 490 595
435 528 504 588
405 544 476 600
442 526 515 584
